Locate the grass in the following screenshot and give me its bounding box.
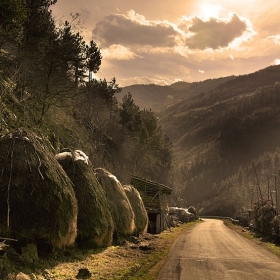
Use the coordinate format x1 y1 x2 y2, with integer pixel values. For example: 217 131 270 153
2 221 200 279
116 221 200 280
224 220 280 258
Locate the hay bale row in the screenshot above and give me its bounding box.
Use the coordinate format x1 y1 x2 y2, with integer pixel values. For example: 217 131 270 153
0 128 149 252
0 128 77 248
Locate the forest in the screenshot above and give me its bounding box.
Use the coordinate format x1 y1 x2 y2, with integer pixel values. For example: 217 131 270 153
123 65 280 224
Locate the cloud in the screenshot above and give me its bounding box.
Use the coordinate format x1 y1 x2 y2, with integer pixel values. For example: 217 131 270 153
182 13 248 50
101 44 141 60
274 59 280 65
264 34 280 45
119 75 178 86
93 10 179 48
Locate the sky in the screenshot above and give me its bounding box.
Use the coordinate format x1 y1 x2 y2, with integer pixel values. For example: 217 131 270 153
51 0 280 87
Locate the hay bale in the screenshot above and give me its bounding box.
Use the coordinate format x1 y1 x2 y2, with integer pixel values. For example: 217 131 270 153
188 206 197 219
94 168 135 240
123 185 148 236
0 128 77 248
56 150 114 247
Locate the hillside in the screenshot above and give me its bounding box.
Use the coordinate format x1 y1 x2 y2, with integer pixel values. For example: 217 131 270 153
122 65 280 217
117 76 235 112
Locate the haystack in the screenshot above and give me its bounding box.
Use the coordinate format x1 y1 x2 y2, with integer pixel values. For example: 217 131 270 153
94 168 135 240
254 200 276 236
188 206 197 219
0 128 77 248
123 185 148 236
56 150 114 247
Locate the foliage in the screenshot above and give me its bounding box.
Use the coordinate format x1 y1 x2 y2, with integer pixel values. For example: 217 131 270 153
155 65 280 215
119 93 173 182
254 200 276 237
0 1 102 124
272 215 280 242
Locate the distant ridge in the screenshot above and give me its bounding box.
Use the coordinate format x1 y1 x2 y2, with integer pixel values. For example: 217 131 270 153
117 76 235 112
117 65 280 114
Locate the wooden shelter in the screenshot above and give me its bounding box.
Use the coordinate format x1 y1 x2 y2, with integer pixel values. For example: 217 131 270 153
129 174 172 234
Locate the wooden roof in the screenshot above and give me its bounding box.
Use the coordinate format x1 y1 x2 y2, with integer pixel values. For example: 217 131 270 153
129 174 172 195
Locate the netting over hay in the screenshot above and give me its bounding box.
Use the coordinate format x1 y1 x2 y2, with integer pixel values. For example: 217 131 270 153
94 168 135 239
123 185 148 235
0 128 77 248
56 150 114 247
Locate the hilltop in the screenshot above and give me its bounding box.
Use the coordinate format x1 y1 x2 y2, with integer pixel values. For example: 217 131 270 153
117 76 235 112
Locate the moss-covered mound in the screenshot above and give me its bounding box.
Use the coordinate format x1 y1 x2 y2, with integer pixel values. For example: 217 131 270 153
0 128 77 248
94 168 135 240
56 150 114 247
123 185 148 236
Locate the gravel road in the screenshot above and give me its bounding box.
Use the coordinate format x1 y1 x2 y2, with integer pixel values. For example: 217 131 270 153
158 219 280 280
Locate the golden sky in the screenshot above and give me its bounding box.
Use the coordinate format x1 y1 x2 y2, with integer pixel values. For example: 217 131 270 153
52 0 280 86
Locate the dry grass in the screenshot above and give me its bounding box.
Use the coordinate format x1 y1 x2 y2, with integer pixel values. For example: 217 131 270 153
2 222 200 279
224 220 280 258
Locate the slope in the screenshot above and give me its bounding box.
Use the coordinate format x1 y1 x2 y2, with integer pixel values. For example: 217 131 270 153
118 64 280 216
158 65 280 215
116 76 235 112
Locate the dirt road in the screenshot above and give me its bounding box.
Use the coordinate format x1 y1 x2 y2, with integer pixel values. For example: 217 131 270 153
158 219 280 280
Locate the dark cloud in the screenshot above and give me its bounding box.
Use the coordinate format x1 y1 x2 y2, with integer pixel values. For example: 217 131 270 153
93 12 178 47
186 13 247 50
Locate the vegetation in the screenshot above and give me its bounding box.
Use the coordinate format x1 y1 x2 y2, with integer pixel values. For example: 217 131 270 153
0 0 173 185
123 65 280 227
3 0 280 274
0 1 174 276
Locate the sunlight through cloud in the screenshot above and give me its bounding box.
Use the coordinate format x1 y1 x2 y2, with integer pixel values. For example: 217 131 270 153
200 4 223 20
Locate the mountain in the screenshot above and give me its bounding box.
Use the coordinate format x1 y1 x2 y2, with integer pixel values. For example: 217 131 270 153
120 65 280 217
117 76 235 112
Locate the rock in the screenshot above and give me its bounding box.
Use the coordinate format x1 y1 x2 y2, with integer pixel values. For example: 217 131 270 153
76 268 92 279
16 272 29 280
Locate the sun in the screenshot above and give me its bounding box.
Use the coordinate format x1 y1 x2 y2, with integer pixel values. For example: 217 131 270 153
200 4 223 20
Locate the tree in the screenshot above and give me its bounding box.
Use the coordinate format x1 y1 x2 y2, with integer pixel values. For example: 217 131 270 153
119 93 141 132
17 11 102 123
119 93 173 182
86 40 102 82
0 0 28 46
